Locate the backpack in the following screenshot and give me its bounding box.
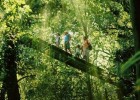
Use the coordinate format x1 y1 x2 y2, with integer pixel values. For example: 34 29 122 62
88 43 92 50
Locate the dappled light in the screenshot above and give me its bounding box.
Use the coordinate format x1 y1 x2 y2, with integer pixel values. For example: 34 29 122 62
0 0 139 100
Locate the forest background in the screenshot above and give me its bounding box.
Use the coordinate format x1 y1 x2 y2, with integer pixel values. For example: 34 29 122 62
0 0 139 100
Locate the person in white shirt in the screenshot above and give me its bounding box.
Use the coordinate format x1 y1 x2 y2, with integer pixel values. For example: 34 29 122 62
55 33 60 47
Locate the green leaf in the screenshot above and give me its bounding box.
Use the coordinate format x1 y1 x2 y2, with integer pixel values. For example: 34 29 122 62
120 51 140 74
136 79 140 91
136 79 140 85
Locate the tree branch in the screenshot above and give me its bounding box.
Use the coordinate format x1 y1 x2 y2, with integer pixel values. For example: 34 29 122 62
18 75 35 82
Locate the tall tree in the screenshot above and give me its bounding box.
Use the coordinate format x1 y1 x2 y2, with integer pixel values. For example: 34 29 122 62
3 30 20 100
130 0 140 99
0 0 32 99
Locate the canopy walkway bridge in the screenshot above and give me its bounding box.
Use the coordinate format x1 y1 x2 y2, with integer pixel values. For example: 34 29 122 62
19 35 117 86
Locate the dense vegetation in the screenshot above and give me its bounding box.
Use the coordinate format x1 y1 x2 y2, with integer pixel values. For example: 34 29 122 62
0 0 139 100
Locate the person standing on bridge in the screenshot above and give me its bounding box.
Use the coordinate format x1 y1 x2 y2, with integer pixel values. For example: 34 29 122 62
82 36 90 62
55 33 60 47
75 44 81 58
64 31 72 54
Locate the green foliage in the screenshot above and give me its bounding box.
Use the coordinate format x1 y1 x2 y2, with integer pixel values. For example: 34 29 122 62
0 68 6 81
0 0 135 99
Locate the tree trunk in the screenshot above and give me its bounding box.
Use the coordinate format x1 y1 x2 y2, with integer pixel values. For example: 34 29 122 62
4 36 20 100
86 75 94 100
130 0 140 99
116 88 124 100
105 88 109 100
